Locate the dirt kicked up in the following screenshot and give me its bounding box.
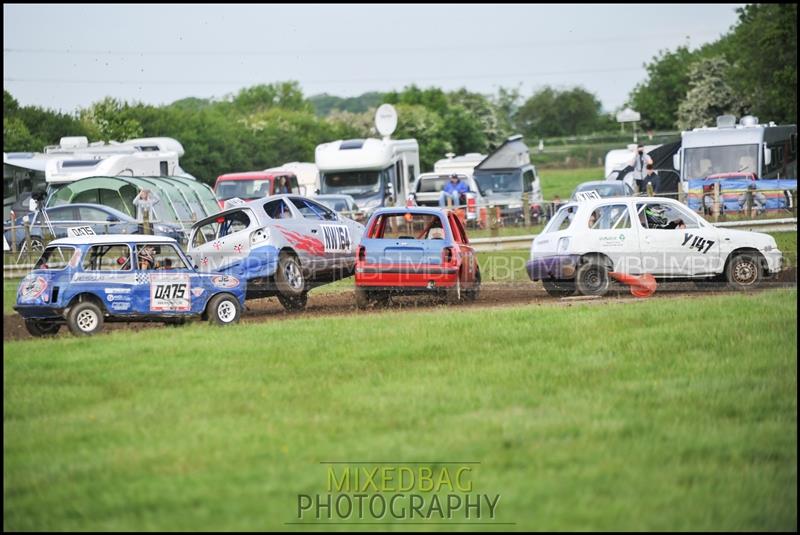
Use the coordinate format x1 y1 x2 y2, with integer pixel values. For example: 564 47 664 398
4 268 796 342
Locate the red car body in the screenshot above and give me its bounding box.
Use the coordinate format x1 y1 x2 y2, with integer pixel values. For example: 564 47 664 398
354 207 480 297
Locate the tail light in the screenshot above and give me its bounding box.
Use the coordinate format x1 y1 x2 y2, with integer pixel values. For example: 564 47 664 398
357 245 366 263
466 195 476 215
442 246 455 265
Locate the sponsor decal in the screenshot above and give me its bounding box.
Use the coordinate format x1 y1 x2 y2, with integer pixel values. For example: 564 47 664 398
320 224 352 253
67 226 96 237
276 225 325 257
111 301 131 311
191 287 205 297
682 232 715 254
104 287 132 294
107 292 131 302
150 273 191 312
211 275 239 289
19 276 48 301
72 272 138 284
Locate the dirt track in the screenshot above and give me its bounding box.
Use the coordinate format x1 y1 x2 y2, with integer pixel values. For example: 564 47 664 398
4 269 796 342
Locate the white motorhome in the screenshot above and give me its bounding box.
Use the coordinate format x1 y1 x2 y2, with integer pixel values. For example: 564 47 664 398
315 138 420 214
674 115 797 183
265 162 319 196
3 136 194 219
433 152 486 177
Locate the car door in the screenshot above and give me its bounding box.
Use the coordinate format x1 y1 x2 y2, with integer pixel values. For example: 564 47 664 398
288 197 353 275
635 201 720 276
135 243 196 315
584 202 642 275
190 208 256 273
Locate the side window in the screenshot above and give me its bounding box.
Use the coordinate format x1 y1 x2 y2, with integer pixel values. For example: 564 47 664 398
290 198 337 220
34 246 77 270
135 243 189 271
46 207 77 222
289 176 300 194
191 210 253 247
546 205 578 233
79 207 108 222
637 202 698 230
588 204 631 230
263 199 294 219
523 169 535 192
82 244 132 271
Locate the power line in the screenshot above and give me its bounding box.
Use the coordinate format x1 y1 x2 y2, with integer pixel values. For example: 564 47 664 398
2 30 719 57
3 66 644 86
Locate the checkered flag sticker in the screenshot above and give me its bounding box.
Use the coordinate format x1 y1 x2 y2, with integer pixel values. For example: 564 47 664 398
136 273 151 284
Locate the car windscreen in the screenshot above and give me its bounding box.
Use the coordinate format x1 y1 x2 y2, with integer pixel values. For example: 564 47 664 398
474 171 522 195
417 177 449 193
320 169 383 196
368 213 447 240
684 144 759 179
216 179 272 200
543 205 578 233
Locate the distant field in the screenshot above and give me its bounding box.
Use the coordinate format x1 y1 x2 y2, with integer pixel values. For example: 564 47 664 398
539 166 604 200
4 289 796 530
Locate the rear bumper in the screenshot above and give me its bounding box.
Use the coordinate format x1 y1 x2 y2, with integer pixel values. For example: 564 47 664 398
356 264 459 288
13 304 65 320
526 255 581 281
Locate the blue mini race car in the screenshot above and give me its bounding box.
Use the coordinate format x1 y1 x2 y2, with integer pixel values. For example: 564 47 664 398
14 234 247 337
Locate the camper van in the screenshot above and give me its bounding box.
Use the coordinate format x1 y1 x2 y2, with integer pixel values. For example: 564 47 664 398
674 115 797 184
315 138 420 215
472 135 542 222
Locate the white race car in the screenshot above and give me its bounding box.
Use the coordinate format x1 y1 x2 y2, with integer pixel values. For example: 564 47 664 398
527 196 783 297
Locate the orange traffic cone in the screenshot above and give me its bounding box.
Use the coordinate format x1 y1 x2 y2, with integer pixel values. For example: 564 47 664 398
609 271 657 298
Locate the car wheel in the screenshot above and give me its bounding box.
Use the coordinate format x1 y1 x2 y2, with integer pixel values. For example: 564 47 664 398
24 319 61 337
277 292 308 312
207 293 241 325
66 301 104 336
275 253 306 298
542 278 577 297
23 236 45 253
354 286 370 310
464 268 481 302
725 252 763 290
575 260 610 297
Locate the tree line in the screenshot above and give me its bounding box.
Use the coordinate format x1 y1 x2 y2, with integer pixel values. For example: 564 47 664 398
3 3 795 183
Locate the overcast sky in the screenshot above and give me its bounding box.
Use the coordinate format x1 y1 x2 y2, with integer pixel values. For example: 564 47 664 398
4 3 745 114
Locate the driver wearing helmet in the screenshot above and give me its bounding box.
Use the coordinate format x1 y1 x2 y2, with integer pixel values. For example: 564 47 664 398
137 245 157 270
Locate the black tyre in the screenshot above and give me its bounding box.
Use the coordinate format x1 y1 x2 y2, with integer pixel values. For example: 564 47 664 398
66 301 104 336
354 286 370 310
464 268 481 302
575 260 610 297
725 253 763 290
275 253 306 298
207 293 241 325
542 278 577 297
277 292 308 312
24 319 61 337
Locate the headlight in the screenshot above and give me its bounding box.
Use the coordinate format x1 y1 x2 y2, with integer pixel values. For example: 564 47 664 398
154 224 172 233
557 237 571 253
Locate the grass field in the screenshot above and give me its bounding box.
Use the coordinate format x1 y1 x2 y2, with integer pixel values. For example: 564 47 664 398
4 289 797 531
539 166 604 200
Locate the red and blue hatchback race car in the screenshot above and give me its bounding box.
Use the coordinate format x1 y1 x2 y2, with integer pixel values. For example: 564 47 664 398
354 207 481 308
14 235 247 337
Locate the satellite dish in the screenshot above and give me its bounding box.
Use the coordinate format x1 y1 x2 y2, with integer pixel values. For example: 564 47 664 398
375 104 398 138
